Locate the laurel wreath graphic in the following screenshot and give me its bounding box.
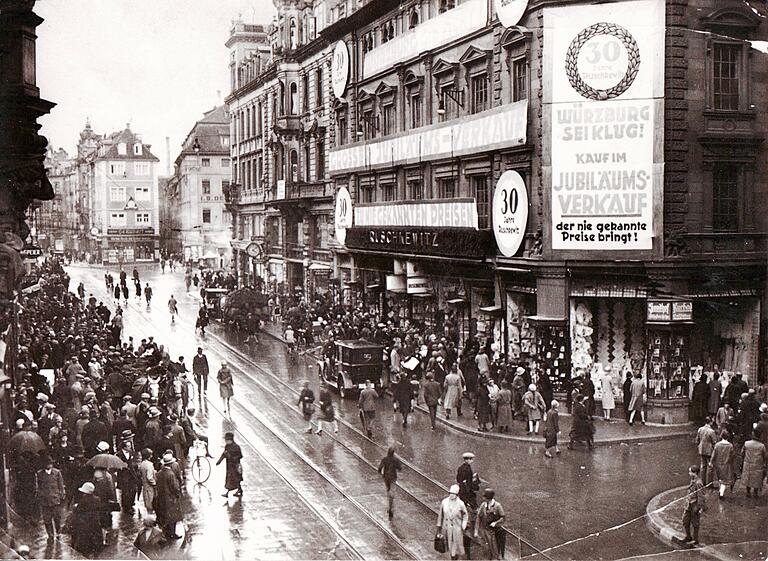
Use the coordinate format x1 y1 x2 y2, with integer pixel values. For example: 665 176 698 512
565 22 640 101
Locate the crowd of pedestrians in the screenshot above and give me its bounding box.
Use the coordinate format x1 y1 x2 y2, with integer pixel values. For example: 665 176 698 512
6 258 236 558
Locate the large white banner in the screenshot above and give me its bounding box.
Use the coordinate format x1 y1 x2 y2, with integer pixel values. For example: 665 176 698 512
545 0 664 251
355 199 478 229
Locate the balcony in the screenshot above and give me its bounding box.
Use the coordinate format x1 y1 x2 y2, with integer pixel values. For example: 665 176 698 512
275 115 302 135
267 180 332 209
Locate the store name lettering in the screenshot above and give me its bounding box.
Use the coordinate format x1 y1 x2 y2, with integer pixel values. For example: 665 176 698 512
368 229 439 247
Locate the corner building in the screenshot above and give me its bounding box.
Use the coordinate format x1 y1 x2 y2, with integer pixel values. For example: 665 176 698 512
323 0 767 422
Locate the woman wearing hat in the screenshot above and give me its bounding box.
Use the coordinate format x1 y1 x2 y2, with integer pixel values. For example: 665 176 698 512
523 383 547 435
217 362 234 415
475 489 505 560
134 514 167 556
70 482 105 555
436 484 469 560
155 453 183 539
217 432 244 498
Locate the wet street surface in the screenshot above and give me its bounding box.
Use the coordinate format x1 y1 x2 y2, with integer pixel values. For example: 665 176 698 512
50 264 711 560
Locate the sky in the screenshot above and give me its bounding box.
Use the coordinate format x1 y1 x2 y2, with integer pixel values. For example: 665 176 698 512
36 0 275 176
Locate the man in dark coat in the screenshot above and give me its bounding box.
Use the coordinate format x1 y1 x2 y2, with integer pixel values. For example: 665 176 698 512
726 374 749 411
155 453 183 539
423 373 442 430
216 432 243 498
115 439 140 514
81 411 109 457
691 374 710 426
622 373 633 422
456 452 478 509
392 375 413 427
192 348 209 396
35 455 66 541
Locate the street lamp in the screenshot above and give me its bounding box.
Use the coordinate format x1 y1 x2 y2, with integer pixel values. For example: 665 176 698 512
436 88 465 116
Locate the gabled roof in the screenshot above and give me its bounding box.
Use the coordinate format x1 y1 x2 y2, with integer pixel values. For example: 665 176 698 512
199 105 229 124
97 128 159 161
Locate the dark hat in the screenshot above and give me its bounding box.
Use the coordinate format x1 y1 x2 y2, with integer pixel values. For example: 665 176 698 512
224 432 234 440
483 488 495 499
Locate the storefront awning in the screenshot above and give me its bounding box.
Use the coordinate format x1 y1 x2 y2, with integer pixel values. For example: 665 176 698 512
366 283 381 290
447 298 467 305
479 305 503 316
308 263 332 271
526 314 567 326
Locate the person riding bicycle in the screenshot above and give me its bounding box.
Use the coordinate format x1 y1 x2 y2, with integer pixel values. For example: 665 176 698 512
284 325 296 353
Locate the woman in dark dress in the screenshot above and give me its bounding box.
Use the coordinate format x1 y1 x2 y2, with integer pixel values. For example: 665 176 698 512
476 375 492 432
217 432 243 498
70 482 105 555
568 394 595 450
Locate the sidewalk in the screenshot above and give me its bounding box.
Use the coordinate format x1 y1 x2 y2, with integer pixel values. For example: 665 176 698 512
256 321 695 446
646 484 768 560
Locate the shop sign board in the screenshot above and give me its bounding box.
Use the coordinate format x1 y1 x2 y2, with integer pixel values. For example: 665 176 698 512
355 199 478 229
386 274 407 292
406 261 423 277
329 101 526 173
495 0 528 28
671 300 693 321
334 186 353 245
647 300 671 322
393 259 406 276
331 41 350 99
107 228 154 235
544 0 664 252
492 170 528 257
344 227 492 259
20 246 42 260
407 276 431 295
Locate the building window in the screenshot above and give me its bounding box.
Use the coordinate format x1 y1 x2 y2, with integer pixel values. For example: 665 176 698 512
512 58 527 102
290 18 297 49
134 144 141 155
712 43 740 110
221 158 230 168
304 144 311 181
110 212 126 226
110 185 126 201
408 179 423 200
246 107 251 137
134 186 150 201
382 182 396 202
290 150 298 182
109 162 126 176
316 137 325 179
469 73 488 114
289 82 298 115
439 178 456 199
438 84 459 122
439 0 455 13
201 158 211 167
409 10 419 29
382 103 396 136
337 112 347 145
134 161 149 175
409 94 422 129
713 164 738 232
221 135 229 146
136 212 150 224
222 179 230 197
202 209 211 223
361 184 375 203
302 74 310 112
363 108 376 140
202 180 211 195
315 68 323 106
117 143 127 155
472 176 490 229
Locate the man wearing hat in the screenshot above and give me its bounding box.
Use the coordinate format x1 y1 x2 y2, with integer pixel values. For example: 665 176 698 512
144 407 163 455
38 402 61 443
111 407 134 448
192 347 210 397
35 455 66 541
82 410 109 458
475 488 505 560
70 482 104 555
134 514 166 554
115 436 140 514
155 453 183 539
456 452 479 509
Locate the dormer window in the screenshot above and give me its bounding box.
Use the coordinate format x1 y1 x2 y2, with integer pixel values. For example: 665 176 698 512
117 143 127 155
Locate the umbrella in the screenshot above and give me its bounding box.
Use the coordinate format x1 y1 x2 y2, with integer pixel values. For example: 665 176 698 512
86 453 127 470
9 430 46 455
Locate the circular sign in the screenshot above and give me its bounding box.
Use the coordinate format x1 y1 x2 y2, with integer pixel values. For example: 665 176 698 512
90 227 99 236
492 170 528 257
245 242 262 259
494 0 529 28
331 41 350 99
565 22 640 101
334 186 353 246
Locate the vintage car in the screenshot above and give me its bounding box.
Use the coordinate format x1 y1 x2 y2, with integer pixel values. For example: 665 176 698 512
319 339 383 399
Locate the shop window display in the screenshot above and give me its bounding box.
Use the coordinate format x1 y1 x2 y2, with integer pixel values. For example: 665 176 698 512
647 329 690 399
537 326 570 392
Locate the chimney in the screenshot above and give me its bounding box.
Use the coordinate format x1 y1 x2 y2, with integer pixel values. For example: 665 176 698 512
165 137 171 176
217 90 222 104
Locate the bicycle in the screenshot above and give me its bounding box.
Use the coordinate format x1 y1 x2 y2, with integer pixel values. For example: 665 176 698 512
190 440 212 484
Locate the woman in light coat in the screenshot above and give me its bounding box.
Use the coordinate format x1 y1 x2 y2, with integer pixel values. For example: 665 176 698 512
523 384 546 434
217 362 234 415
138 448 157 514
741 430 768 497
442 364 463 420
709 431 735 498
601 366 616 421
628 373 646 425
437 484 468 560
495 382 513 433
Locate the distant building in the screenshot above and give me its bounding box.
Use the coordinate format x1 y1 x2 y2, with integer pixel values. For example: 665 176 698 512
85 125 161 263
39 146 76 254
171 105 233 268
158 176 180 258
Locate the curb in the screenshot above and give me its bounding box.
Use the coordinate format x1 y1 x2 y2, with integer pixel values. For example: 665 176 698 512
254 323 695 445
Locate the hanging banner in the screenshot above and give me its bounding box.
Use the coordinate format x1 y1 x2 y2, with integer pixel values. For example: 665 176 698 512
493 170 529 257
544 0 664 252
495 0 529 28
334 186 353 245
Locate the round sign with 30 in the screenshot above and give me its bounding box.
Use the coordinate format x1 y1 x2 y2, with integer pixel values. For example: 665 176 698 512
492 170 529 257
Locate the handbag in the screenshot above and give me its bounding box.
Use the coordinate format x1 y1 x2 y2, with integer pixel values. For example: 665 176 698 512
434 504 447 553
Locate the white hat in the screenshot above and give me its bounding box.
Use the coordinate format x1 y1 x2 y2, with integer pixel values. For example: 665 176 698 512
96 441 110 452
36 393 48 402
462 452 475 460
78 482 95 494
449 484 460 495
528 384 537 392
161 452 175 465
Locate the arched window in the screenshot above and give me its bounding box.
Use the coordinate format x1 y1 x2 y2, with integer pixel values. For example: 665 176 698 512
289 82 298 115
290 18 297 50
290 150 298 182
279 82 286 116
409 10 419 29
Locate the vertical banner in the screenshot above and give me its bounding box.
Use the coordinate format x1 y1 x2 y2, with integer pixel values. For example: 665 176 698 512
544 0 664 252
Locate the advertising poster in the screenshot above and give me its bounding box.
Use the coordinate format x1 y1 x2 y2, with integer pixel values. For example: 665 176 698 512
544 0 664 251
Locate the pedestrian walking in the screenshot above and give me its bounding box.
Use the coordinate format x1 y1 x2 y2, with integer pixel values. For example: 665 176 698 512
69 482 105 555
133 514 167 558
298 381 316 433
196 306 209 334
436 484 468 561
378 446 403 520
144 283 153 306
568 394 595 450
138 448 156 514
544 400 561 458
601 366 616 421
121 283 130 304
681 465 706 546
476 376 492 432
628 372 646 425
114 284 121 302
709 431 735 499
741 429 768 498
622 372 632 422
695 417 717 485
392 375 413 427
358 380 378 438
423 373 442 431
523 383 546 434
135 280 142 300
456 452 479 510
316 383 339 434
155 453 183 539
192 348 209 396
168 295 178 324
115 439 140 514
475 488 505 560
35 455 65 542
217 432 244 498
442 364 463 420
217 362 234 415
708 371 722 418
691 374 710 426
495 381 513 433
